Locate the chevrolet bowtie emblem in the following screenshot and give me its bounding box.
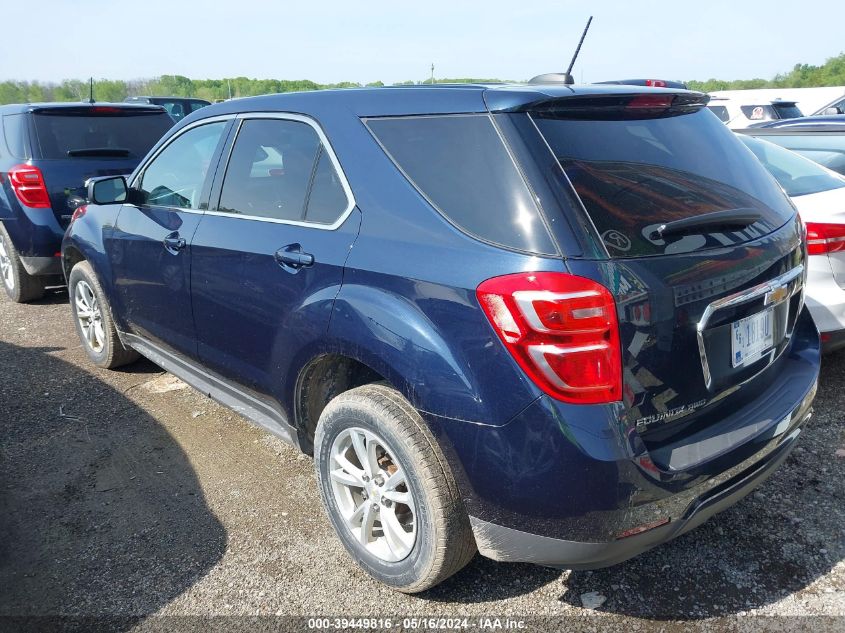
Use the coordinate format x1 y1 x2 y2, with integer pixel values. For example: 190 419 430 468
764 284 789 306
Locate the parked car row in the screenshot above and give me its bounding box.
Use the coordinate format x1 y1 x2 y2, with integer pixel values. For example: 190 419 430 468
0 83 828 593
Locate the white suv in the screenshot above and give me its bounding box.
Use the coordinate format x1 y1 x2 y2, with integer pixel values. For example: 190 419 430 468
708 97 804 128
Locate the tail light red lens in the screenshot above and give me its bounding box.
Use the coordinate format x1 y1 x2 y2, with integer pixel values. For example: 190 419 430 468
627 95 674 110
8 164 51 208
644 79 667 88
805 222 845 255
477 272 622 404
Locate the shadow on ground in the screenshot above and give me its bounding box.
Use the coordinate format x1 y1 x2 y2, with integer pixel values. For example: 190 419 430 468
0 340 226 628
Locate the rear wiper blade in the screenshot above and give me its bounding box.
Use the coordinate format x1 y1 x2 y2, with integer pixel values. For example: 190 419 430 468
652 208 761 240
66 147 131 157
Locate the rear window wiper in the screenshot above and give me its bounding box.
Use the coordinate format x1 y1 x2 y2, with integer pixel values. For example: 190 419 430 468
652 208 762 240
66 148 131 158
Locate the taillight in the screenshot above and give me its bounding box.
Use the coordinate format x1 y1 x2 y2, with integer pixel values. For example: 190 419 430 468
627 95 674 110
644 79 667 87
805 222 845 255
477 272 622 404
8 164 50 208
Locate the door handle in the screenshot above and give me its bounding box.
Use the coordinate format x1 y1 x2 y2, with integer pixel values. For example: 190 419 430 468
274 244 315 270
163 232 186 253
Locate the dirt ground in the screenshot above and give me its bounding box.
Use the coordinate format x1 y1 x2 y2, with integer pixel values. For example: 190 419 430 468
0 287 843 632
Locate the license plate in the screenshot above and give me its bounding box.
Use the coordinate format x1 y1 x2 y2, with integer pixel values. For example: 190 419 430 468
731 308 774 368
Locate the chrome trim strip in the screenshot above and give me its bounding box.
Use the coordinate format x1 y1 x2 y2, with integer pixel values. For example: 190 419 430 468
696 264 804 388
697 265 803 332
129 115 234 191
129 112 357 231
207 112 356 231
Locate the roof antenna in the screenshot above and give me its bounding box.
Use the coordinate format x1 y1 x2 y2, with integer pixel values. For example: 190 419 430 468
565 16 592 84
87 77 95 104
529 16 593 85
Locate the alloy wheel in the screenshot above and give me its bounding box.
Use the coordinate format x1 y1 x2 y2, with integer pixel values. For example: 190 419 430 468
0 238 14 291
329 427 417 562
75 280 105 353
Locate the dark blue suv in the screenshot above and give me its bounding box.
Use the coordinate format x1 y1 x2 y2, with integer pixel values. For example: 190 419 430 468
0 103 172 302
62 85 820 592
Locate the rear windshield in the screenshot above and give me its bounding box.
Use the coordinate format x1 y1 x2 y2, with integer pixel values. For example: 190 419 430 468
740 135 845 197
772 103 803 119
367 114 556 254
531 107 796 257
32 110 172 160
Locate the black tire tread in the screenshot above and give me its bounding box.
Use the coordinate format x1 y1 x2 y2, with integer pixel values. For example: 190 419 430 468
70 261 139 369
316 383 476 593
0 224 45 303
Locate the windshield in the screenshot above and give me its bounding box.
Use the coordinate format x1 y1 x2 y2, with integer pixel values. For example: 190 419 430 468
32 111 172 160
531 107 796 257
740 135 845 197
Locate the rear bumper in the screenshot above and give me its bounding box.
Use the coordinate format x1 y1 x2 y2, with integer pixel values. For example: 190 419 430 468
0 207 65 261
424 307 819 568
469 422 803 569
805 262 845 350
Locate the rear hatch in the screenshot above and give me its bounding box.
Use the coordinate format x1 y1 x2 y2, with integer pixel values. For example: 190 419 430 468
29 105 173 225
514 92 807 465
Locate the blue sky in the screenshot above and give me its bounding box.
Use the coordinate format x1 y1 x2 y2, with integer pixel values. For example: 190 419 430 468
3 0 844 84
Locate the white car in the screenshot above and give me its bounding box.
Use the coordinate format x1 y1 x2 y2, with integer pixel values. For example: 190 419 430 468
709 97 804 128
739 134 845 351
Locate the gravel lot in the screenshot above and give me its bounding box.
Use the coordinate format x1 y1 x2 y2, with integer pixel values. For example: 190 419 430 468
0 288 843 632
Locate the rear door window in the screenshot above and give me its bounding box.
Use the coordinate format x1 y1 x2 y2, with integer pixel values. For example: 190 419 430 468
366 114 557 255
217 118 350 225
531 107 795 257
32 109 172 159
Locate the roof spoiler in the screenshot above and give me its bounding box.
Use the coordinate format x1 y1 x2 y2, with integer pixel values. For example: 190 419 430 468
499 91 710 118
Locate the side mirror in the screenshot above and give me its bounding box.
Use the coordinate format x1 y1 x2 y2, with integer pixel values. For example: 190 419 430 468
87 176 128 205
823 107 844 115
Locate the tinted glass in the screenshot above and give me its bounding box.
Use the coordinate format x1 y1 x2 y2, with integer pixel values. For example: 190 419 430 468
707 105 730 122
304 148 349 224
218 119 322 222
367 115 556 255
139 121 226 209
2 114 28 159
159 101 188 121
772 103 803 119
532 108 796 257
32 111 172 159
189 101 209 113
741 105 775 121
739 136 845 197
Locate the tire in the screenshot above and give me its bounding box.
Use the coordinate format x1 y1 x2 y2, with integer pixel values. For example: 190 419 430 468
0 224 45 303
68 261 139 369
314 383 476 593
